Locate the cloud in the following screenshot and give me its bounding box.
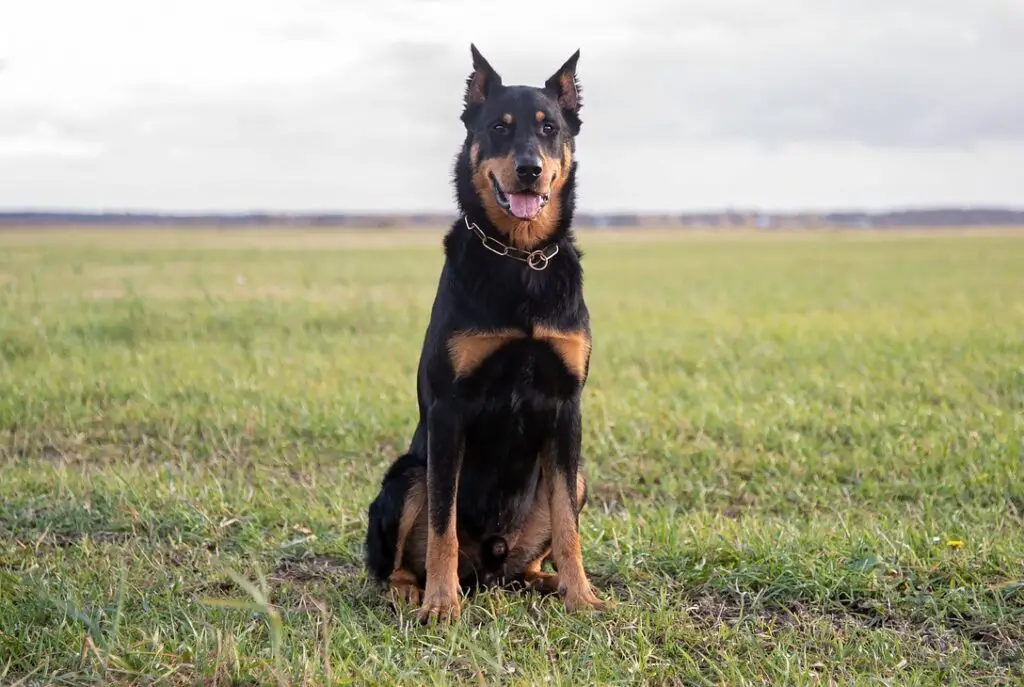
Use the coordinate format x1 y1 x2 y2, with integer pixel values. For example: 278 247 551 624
1 0 1022 211
0 137 104 159
579 0 1024 148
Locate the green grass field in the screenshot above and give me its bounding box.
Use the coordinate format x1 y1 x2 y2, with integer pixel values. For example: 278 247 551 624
1 227 1022 685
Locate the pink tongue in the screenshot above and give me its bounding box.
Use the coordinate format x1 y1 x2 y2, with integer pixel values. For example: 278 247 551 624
507 192 543 219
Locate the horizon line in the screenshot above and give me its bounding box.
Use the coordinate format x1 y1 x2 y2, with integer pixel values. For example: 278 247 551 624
3 204 1024 217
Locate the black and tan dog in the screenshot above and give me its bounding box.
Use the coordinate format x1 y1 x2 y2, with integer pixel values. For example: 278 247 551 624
364 44 606 625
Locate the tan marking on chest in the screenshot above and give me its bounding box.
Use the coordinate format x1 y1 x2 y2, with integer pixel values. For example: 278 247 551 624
447 329 527 378
533 325 591 380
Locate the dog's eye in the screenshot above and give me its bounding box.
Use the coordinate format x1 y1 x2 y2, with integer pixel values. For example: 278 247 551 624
492 123 509 134
541 122 557 135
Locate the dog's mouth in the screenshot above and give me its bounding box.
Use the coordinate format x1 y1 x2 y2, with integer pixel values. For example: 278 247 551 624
490 173 549 221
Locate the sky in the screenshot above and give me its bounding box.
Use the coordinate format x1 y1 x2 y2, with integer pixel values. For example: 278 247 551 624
1 0 1023 213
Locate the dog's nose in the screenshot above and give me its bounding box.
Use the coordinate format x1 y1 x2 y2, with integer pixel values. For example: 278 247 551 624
515 158 543 183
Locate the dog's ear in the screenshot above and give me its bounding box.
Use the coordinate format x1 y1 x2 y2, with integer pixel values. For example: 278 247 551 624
464 43 502 107
545 49 582 115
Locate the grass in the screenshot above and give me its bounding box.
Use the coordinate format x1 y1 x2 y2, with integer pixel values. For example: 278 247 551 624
0 226 1022 685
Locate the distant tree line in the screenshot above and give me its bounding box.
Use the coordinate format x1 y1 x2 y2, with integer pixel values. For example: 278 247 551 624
1 208 1022 229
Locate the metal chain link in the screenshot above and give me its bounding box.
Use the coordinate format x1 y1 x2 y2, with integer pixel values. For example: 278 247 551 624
463 216 559 271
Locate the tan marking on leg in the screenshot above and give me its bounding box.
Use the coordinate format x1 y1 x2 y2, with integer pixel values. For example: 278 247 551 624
521 551 559 594
418 478 462 624
502 472 552 571
505 469 587 595
548 467 606 613
382 470 426 606
447 329 526 378
388 568 422 605
533 325 591 380
392 473 425 572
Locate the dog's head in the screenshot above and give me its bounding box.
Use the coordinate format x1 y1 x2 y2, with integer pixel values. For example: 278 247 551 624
456 44 582 248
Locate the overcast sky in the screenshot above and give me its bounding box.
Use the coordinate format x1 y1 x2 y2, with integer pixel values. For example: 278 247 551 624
1 0 1023 213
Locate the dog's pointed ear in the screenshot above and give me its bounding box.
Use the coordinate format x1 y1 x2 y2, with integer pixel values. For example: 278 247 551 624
464 43 502 107
545 49 582 114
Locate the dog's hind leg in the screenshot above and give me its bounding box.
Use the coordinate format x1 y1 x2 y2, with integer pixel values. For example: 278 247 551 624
365 454 428 604
504 470 588 595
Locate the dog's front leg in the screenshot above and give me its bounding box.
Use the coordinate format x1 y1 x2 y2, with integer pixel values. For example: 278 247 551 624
418 400 464 625
545 397 607 613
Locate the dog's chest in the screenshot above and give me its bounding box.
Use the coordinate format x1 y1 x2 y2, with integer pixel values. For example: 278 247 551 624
447 325 589 400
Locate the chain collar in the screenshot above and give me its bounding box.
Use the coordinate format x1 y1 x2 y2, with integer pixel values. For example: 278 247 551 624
463 215 559 271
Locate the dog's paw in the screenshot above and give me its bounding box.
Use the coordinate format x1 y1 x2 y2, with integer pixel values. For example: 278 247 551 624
387 570 422 606
388 581 422 606
561 586 610 614
416 591 461 625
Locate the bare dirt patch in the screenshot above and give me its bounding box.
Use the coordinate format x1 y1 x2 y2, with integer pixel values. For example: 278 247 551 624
271 555 361 583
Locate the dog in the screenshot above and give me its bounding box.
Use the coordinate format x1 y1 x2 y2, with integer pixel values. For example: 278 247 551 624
364 43 606 625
